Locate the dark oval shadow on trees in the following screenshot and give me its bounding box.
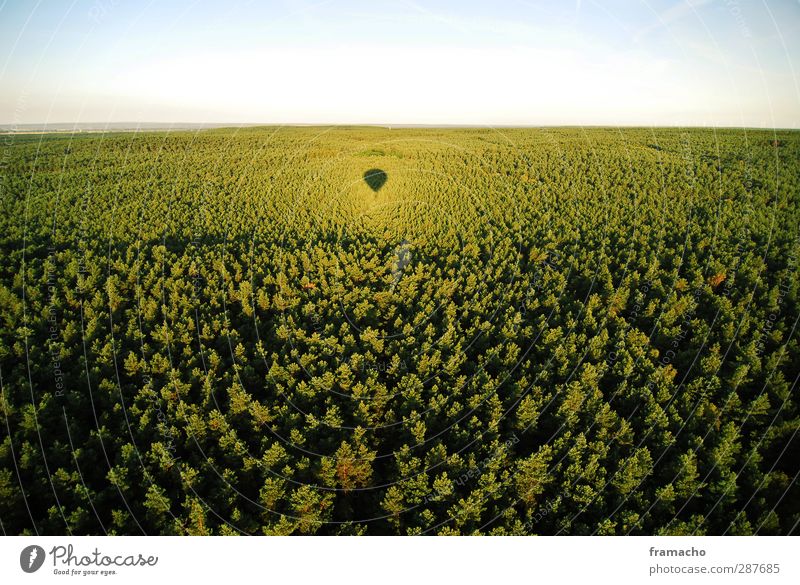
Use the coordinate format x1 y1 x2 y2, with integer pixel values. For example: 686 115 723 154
364 169 387 192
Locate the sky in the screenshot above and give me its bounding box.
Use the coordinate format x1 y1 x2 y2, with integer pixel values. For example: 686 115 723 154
0 0 798 127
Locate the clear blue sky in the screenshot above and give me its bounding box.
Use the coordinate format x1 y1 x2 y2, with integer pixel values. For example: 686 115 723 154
1 0 798 126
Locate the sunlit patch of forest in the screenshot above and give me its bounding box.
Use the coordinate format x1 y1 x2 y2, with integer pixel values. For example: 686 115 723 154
0 126 797 535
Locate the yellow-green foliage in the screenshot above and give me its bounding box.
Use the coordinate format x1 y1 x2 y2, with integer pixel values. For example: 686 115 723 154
0 127 798 535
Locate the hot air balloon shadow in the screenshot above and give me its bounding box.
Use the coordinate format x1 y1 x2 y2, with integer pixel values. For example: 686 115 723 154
364 169 387 192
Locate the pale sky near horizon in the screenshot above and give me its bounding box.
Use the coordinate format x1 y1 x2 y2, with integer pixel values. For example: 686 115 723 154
0 0 798 127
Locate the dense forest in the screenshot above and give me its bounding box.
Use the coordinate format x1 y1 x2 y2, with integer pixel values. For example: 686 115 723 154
0 126 797 535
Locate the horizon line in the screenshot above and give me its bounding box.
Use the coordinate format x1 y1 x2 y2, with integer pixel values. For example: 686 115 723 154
2 122 798 133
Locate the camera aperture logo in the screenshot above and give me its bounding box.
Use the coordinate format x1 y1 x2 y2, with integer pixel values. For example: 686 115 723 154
19 544 158 577
20 545 46 573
